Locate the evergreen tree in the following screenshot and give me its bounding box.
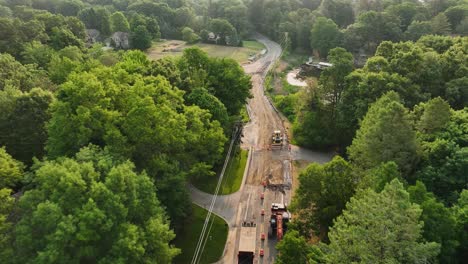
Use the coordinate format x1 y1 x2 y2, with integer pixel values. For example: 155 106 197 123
348 91 418 175
327 179 440 263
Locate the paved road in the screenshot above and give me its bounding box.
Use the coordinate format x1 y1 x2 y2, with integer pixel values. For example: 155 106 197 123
191 34 333 264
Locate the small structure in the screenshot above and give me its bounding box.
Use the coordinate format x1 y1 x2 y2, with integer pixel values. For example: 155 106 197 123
207 32 220 43
316 62 333 69
111 32 129 49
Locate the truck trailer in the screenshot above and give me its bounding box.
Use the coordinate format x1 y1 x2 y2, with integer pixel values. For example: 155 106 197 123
238 222 257 264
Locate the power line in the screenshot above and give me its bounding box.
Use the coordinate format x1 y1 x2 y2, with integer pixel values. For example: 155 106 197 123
191 126 242 264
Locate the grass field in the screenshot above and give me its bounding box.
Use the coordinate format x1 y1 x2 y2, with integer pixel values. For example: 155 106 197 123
147 40 265 63
194 147 248 195
173 204 228 264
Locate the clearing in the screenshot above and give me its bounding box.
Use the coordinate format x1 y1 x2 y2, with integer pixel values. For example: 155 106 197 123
194 147 248 195
173 204 228 264
147 40 265 63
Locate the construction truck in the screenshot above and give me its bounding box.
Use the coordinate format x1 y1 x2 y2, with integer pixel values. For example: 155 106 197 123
238 222 257 264
269 203 291 241
271 130 283 148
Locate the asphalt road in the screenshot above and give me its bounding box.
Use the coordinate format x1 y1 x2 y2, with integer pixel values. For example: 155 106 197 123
191 34 333 264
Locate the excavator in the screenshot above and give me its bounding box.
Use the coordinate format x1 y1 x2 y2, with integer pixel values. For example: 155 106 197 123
268 203 291 241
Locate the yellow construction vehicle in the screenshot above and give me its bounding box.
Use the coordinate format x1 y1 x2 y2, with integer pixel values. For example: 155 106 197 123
271 130 283 147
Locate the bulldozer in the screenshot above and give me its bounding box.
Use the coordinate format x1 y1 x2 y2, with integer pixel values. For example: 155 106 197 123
271 130 283 148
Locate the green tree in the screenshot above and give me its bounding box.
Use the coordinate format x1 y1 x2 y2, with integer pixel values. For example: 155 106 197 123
405 20 434 41
327 179 440 263
110 11 130 33
56 0 83 17
0 87 54 165
46 62 226 226
186 88 229 129
20 41 55 69
348 91 418 175
78 7 110 36
416 97 451 134
337 69 420 146
453 189 468 261
386 2 421 31
0 53 50 91
408 181 460 263
456 17 468 34
358 161 403 192
310 17 343 58
0 147 23 189
318 47 353 122
181 27 200 44
319 0 354 28
207 57 251 115
431 13 452 35
291 156 356 240
0 188 15 263
415 103 468 204
210 18 238 46
174 7 194 28
130 25 152 50
445 77 468 110
444 5 468 31
14 146 180 263
177 48 251 115
348 11 402 52
276 230 314 264
49 26 83 50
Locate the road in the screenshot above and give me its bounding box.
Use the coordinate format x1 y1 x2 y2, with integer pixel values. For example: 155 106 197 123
191 34 334 264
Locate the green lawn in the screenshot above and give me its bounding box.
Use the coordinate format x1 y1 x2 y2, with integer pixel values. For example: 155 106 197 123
173 204 228 264
194 147 248 195
147 40 265 63
243 40 266 50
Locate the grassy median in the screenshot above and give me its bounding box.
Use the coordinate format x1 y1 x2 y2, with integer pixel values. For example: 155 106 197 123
194 147 248 195
173 204 228 264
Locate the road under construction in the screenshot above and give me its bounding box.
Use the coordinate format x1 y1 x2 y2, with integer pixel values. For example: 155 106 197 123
189 34 334 264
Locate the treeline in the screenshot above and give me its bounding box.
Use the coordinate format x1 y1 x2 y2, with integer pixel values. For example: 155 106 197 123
290 36 467 149
250 0 468 56
276 37 468 263
0 27 251 264
1 0 252 50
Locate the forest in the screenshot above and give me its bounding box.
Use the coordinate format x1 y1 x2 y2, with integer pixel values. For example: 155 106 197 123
0 0 467 263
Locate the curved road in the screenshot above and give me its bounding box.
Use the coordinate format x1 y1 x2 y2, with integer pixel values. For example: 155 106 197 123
191 34 333 264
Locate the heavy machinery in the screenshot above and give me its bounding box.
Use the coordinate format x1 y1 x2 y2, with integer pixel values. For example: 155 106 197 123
271 130 283 148
238 222 257 264
269 203 291 241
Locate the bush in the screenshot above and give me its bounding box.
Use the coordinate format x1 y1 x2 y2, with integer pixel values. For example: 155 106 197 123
182 27 200 44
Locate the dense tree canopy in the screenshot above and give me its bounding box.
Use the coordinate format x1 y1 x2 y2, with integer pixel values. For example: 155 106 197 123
14 146 180 263
291 156 356 240
46 55 227 224
327 179 440 263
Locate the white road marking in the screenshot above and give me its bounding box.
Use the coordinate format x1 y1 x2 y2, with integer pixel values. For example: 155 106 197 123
244 192 251 221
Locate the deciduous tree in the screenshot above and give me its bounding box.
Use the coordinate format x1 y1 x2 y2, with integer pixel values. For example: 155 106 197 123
14 146 180 263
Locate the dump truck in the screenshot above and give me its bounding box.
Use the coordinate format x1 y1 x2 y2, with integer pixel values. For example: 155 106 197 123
269 203 291 241
238 222 257 264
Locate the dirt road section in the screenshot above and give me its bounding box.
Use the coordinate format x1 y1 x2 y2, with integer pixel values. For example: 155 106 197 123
191 34 333 264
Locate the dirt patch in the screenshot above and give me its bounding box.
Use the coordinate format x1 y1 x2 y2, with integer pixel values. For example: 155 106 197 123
267 160 283 185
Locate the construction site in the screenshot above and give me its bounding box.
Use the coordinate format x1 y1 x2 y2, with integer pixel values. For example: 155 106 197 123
190 34 333 264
